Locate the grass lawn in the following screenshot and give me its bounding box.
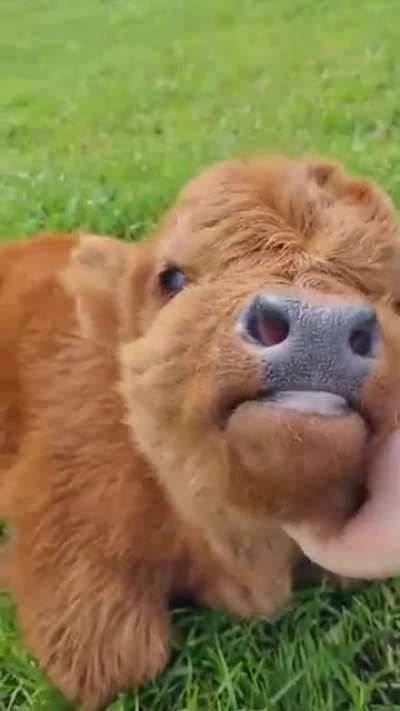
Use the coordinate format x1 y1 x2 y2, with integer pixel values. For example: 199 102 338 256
1 0 400 708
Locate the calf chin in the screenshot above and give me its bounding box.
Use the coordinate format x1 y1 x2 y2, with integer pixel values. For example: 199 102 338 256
225 399 367 528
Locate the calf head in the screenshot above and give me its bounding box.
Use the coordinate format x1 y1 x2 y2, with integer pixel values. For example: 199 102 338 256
64 157 400 560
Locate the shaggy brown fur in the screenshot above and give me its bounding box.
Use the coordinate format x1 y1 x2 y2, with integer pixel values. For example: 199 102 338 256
1 157 400 709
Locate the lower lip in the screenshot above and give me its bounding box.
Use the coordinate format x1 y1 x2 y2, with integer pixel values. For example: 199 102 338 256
260 390 351 417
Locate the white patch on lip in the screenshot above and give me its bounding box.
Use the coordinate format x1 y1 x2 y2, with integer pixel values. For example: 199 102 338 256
266 390 350 416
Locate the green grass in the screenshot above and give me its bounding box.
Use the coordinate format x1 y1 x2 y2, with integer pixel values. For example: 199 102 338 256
1 0 400 708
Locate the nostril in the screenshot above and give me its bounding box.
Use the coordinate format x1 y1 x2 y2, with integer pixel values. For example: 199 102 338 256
349 328 372 357
248 308 289 347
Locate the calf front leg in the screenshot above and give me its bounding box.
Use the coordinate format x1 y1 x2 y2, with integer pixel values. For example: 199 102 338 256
8 539 171 710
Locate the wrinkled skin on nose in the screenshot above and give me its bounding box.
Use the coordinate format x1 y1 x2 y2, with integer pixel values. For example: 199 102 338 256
239 292 380 412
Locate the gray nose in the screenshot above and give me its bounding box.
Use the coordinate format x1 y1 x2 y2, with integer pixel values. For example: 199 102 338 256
240 294 380 402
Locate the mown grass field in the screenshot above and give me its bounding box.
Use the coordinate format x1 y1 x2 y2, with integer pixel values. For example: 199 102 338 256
1 0 400 709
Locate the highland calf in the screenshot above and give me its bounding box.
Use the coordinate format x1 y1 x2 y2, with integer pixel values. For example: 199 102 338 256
1 157 400 708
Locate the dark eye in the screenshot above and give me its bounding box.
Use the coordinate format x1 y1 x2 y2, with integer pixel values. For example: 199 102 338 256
158 266 188 296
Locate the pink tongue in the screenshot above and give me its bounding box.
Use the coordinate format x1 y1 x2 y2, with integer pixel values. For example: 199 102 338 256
284 430 400 579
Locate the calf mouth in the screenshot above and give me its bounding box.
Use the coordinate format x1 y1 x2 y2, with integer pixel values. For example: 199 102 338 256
257 389 352 417
221 387 370 432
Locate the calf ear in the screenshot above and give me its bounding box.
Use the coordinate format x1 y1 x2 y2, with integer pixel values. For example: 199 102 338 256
393 242 400 313
62 235 132 344
307 158 396 225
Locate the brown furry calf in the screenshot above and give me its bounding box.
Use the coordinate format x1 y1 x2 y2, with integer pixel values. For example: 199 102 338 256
1 157 400 709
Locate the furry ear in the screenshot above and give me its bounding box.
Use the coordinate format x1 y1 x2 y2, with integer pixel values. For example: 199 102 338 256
307 158 396 226
62 235 132 344
392 240 400 313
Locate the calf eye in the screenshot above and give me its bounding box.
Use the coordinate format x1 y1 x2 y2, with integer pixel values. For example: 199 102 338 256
158 266 188 297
